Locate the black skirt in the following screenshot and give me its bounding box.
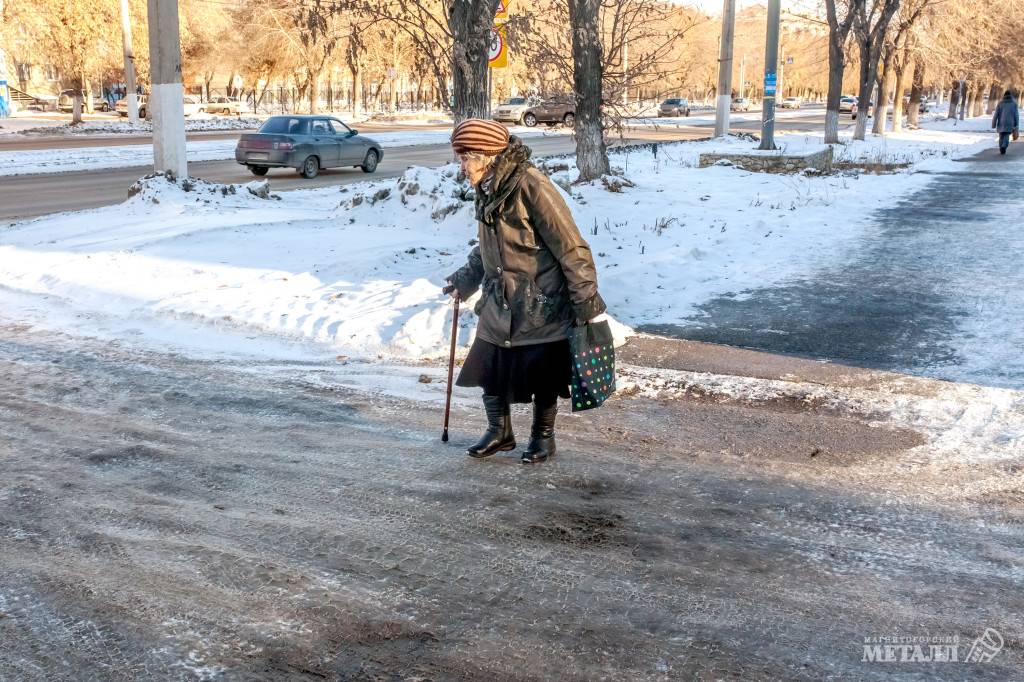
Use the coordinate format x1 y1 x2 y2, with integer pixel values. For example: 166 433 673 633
456 338 572 404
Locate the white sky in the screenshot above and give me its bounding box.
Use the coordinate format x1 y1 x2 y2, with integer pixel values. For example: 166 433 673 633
677 0 822 16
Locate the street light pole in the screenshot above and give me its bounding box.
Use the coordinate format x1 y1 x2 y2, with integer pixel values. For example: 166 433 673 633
147 0 187 177
119 0 139 122
758 0 781 150
714 0 736 137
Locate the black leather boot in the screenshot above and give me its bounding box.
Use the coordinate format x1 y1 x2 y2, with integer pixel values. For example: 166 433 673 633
467 395 515 458
521 399 557 464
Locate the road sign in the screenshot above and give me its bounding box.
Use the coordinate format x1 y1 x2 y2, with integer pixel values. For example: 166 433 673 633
764 71 777 96
494 0 510 22
488 24 507 69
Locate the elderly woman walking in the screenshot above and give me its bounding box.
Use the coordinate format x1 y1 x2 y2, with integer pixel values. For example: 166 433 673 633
992 90 1019 155
444 119 606 464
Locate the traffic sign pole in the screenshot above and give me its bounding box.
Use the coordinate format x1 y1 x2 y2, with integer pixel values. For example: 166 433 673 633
758 0 781 150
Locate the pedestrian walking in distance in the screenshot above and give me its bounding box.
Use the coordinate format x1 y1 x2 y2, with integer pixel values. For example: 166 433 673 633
992 90 1019 155
443 119 607 464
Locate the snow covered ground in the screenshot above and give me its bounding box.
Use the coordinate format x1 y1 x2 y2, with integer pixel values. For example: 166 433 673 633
0 115 1018 459
0 126 569 176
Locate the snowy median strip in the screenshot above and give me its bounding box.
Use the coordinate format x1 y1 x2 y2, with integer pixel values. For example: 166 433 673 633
0 126 568 177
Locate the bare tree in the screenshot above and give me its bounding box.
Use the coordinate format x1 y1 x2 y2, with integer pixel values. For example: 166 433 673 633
569 0 609 180
852 0 902 140
823 0 859 143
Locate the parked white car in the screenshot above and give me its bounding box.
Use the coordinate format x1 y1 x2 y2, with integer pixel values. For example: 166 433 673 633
491 97 538 124
116 94 148 118
207 96 243 115
182 95 204 117
780 96 802 109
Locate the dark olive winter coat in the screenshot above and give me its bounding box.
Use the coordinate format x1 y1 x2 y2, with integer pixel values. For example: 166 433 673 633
992 94 1019 134
447 137 606 348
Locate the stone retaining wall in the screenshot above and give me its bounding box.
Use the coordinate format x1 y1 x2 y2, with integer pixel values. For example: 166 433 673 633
698 146 833 173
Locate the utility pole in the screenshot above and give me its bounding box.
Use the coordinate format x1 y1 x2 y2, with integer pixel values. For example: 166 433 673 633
778 51 785 99
714 0 736 137
147 0 187 177
622 39 629 107
758 0 781 150
119 0 139 122
738 54 746 100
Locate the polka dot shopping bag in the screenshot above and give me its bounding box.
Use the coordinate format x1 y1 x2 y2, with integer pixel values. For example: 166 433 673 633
569 320 616 412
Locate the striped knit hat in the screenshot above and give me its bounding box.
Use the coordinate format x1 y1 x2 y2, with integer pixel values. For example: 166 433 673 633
450 118 510 155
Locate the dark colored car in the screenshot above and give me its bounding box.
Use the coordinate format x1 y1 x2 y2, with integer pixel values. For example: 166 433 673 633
235 115 383 178
659 98 691 117
521 98 575 127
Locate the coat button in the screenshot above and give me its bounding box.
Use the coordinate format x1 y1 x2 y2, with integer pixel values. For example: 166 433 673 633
503 303 509 310
504 340 511 347
496 266 503 273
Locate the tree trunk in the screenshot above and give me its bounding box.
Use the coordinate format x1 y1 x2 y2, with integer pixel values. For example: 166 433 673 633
84 76 94 114
947 82 959 119
824 29 846 144
350 66 361 118
907 60 925 128
448 0 493 123
973 84 987 117
853 44 876 140
890 54 910 133
872 50 895 135
72 92 83 124
568 0 609 181
987 83 1001 114
960 81 970 120
309 69 320 114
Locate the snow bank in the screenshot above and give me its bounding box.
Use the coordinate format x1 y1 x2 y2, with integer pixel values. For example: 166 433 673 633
12 116 266 136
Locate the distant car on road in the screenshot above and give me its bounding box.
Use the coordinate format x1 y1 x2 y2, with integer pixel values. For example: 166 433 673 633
851 100 874 119
235 115 383 179
182 95 205 117
58 90 111 113
207 96 243 115
780 96 802 109
658 98 691 117
116 94 148 118
491 97 537 124
520 97 575 127
730 97 751 112
839 95 857 113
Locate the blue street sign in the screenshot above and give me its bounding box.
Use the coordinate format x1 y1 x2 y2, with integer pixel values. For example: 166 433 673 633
764 72 777 96
0 85 10 118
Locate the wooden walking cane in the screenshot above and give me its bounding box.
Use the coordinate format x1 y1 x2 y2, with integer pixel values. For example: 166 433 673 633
442 293 460 442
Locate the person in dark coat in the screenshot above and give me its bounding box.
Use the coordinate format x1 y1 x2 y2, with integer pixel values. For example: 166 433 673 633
444 118 607 464
992 90 1019 155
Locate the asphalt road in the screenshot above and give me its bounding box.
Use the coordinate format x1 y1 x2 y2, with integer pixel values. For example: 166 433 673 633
0 111 834 221
1 322 1019 680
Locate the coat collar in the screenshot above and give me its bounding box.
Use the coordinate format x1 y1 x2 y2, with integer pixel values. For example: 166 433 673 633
477 137 533 225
